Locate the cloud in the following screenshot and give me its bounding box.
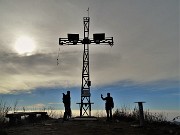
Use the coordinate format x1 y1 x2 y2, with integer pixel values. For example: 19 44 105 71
0 0 179 94
0 51 83 93
48 102 63 105
20 103 46 110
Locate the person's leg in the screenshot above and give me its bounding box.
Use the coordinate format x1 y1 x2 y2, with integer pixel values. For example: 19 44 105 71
63 104 68 120
69 108 72 118
110 108 112 120
106 109 109 120
67 106 71 118
63 111 67 120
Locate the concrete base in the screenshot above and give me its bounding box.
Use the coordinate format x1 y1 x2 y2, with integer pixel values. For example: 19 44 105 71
72 116 97 121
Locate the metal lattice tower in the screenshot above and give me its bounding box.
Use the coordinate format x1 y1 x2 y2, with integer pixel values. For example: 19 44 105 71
59 14 113 117
80 17 91 116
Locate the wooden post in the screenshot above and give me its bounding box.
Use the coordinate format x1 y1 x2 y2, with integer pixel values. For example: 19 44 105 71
134 102 146 127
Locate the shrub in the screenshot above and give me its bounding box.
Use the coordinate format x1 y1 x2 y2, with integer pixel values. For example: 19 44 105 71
0 99 11 127
113 105 168 124
113 105 138 121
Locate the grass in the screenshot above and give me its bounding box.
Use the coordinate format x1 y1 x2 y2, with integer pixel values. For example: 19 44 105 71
112 105 173 126
0 100 11 126
0 99 11 135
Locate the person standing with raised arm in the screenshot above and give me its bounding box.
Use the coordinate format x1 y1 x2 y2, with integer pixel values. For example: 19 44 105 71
101 93 114 121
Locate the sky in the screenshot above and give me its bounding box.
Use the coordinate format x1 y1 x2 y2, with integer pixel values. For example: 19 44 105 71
0 0 179 118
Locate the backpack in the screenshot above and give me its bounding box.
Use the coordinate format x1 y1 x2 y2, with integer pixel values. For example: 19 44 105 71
110 97 114 108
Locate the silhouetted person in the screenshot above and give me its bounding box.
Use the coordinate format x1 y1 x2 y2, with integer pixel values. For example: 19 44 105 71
62 91 71 121
101 93 114 121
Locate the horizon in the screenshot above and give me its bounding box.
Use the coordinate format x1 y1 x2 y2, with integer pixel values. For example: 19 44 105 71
6 109 180 121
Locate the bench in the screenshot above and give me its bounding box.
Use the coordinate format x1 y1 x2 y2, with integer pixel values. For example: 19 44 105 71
6 112 49 124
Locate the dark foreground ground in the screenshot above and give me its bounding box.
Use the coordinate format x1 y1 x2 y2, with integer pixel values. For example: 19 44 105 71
2 118 180 135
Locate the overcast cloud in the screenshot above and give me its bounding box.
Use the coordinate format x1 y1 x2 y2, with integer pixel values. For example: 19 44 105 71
0 0 179 94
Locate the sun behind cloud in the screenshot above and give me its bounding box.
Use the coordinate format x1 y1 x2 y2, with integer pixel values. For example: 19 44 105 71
15 36 36 55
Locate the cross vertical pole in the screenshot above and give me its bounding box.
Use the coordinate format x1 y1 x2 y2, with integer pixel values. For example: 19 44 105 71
80 17 91 117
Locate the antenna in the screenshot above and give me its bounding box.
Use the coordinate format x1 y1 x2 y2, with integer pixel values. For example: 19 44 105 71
59 13 114 117
87 7 89 17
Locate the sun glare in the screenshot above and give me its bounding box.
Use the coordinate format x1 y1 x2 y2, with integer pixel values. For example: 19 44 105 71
15 36 36 55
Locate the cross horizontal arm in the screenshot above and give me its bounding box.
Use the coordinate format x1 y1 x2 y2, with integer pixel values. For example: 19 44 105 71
59 37 113 46
59 38 82 45
90 37 113 46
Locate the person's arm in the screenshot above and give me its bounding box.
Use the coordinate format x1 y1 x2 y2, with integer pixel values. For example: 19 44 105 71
101 94 105 100
62 93 65 103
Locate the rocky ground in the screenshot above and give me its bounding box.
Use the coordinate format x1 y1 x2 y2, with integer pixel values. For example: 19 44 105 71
2 118 180 135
